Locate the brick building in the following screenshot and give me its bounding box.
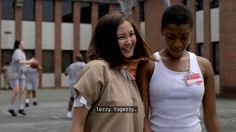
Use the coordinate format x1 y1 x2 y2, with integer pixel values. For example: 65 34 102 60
0 0 235 97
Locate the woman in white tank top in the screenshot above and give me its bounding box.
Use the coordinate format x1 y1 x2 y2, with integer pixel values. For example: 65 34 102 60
136 4 220 132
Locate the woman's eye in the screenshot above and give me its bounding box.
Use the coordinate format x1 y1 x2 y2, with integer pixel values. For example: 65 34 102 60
118 36 126 40
167 36 175 40
181 36 188 41
129 32 135 37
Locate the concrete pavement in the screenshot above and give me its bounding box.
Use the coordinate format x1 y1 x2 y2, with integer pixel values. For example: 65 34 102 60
0 89 236 132
0 89 71 132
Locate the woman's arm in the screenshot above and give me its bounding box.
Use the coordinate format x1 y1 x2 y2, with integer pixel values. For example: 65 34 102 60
71 107 89 132
198 57 221 132
19 58 35 65
136 60 154 132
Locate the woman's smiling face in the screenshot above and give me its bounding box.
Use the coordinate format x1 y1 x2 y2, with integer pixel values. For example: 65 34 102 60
117 20 137 59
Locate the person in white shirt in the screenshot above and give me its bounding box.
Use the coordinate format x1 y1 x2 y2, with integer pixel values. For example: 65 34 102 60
65 54 86 119
25 62 41 107
8 40 36 116
136 4 221 132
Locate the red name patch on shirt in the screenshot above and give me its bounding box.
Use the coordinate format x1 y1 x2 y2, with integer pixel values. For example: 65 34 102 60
184 73 203 86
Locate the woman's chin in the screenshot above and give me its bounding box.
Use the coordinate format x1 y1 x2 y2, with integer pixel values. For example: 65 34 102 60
122 52 133 59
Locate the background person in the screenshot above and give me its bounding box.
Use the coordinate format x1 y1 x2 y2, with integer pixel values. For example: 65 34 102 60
2 61 11 90
25 62 42 107
8 40 36 116
65 54 86 119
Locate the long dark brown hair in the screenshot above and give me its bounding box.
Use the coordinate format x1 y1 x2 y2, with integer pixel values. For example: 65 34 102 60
87 11 154 68
14 40 21 50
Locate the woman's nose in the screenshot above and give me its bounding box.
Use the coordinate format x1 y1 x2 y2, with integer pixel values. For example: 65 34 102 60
173 39 182 49
125 37 132 44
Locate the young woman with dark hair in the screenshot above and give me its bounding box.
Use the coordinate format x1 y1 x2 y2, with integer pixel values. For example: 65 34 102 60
71 11 154 132
137 4 220 132
8 40 36 116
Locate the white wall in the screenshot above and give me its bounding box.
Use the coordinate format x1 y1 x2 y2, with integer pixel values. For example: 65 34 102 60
215 75 220 94
61 74 69 88
62 23 74 50
22 21 35 49
140 22 145 36
196 8 219 43
211 8 219 42
80 24 92 50
1 20 15 49
42 74 55 88
196 10 204 43
42 22 55 50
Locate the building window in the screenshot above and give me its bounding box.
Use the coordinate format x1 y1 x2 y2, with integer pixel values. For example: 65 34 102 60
2 0 14 20
197 43 204 56
139 1 144 22
62 0 73 23
212 42 219 74
24 50 35 59
80 50 87 63
196 0 203 11
81 2 91 23
1 50 14 67
182 0 188 5
99 4 109 18
61 50 73 73
210 0 219 8
42 50 54 73
43 0 54 22
22 0 35 21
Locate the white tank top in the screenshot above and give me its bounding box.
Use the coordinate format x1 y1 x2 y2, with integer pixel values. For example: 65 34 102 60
149 52 204 132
